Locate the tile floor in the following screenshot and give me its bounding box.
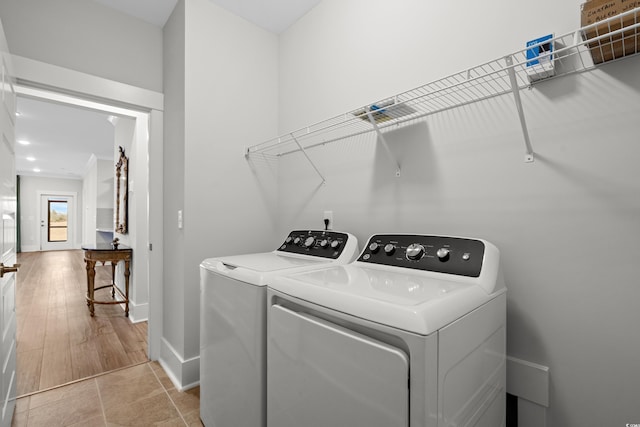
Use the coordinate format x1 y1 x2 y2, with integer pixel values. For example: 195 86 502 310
12 361 202 426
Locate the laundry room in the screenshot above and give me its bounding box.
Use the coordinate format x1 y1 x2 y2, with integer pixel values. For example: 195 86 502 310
174 1 640 425
1 0 639 426
179 1 640 424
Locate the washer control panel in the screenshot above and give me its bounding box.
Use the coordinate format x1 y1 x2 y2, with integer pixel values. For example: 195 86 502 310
278 230 351 259
357 234 485 277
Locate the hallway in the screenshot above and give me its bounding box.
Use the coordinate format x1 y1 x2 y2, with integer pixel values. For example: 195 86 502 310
16 250 148 395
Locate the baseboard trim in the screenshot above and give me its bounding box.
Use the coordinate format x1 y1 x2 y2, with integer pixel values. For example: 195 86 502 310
506 356 549 407
158 338 200 391
128 301 148 323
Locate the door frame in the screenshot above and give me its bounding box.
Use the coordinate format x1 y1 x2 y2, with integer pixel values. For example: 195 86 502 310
13 56 164 360
38 191 77 251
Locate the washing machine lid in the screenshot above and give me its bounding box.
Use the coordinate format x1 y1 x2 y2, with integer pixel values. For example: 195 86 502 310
201 252 333 286
268 264 503 335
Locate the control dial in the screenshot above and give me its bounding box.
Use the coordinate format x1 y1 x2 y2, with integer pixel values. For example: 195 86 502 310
368 242 380 253
436 248 450 261
384 244 396 255
285 236 293 244
293 237 301 245
330 240 341 249
406 243 425 260
304 236 315 248
319 239 329 248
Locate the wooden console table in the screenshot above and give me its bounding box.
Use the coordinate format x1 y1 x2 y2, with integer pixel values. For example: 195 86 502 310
82 244 132 317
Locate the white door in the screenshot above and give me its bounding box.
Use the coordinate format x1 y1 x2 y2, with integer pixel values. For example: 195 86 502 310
268 304 409 427
40 194 74 251
0 35 18 427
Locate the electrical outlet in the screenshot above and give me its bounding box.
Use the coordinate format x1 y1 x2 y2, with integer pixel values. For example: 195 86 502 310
323 210 333 230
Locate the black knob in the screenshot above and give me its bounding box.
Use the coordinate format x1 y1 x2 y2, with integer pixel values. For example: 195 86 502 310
369 242 380 253
293 237 301 245
285 236 293 244
330 240 341 249
320 239 329 248
304 236 315 248
406 243 425 260
384 244 395 255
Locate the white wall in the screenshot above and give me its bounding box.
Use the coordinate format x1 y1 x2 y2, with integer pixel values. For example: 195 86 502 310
96 158 114 244
162 0 187 386
161 0 279 388
19 175 83 252
112 115 150 322
277 1 640 426
96 158 113 210
82 156 114 246
82 157 98 246
0 0 163 92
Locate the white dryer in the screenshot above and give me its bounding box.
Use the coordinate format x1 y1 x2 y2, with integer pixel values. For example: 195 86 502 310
267 233 506 427
199 230 359 427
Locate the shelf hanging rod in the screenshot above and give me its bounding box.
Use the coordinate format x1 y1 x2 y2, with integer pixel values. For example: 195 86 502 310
365 107 401 177
505 55 534 163
290 133 326 184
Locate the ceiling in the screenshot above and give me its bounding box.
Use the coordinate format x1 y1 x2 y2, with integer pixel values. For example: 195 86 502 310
91 0 322 33
14 0 322 179
15 97 116 179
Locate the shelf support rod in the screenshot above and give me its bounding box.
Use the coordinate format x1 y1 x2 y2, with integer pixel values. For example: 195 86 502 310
290 133 326 184
505 55 535 163
365 108 401 177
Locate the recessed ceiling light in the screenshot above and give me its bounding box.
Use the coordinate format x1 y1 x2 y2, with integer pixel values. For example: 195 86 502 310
18 140 30 145
26 156 36 162
33 168 41 173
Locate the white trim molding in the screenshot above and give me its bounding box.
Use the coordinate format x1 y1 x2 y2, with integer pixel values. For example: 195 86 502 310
159 338 200 392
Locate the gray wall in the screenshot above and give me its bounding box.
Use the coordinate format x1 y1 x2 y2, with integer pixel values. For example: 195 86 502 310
0 0 163 92
162 0 279 386
162 0 188 379
275 1 640 426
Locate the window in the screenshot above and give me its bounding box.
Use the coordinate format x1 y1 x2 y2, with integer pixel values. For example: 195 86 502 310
48 200 68 242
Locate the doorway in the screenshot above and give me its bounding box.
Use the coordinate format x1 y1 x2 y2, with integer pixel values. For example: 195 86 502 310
14 86 159 395
12 62 163 374
39 193 75 251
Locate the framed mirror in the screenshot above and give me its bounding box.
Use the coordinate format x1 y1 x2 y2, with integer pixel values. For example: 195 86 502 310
115 146 128 234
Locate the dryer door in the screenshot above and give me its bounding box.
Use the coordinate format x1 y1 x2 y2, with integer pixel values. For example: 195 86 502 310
268 304 409 427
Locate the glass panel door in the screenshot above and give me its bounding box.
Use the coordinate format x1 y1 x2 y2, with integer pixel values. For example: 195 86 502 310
40 194 74 251
47 200 68 242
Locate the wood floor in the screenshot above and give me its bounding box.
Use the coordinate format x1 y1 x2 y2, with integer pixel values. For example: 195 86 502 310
15 250 148 396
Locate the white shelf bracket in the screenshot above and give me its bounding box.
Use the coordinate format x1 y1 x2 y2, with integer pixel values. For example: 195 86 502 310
290 133 326 184
365 107 401 177
505 55 535 163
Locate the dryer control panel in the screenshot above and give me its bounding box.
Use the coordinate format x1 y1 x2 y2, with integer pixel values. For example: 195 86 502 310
277 230 351 259
357 234 485 277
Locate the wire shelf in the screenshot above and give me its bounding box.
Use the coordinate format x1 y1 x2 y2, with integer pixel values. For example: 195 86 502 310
246 7 640 168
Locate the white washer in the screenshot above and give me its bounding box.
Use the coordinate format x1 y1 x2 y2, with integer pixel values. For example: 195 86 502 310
267 233 507 427
200 230 359 427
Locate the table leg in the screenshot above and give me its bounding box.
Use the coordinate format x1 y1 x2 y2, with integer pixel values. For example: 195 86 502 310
85 259 96 316
124 259 130 317
111 261 117 298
